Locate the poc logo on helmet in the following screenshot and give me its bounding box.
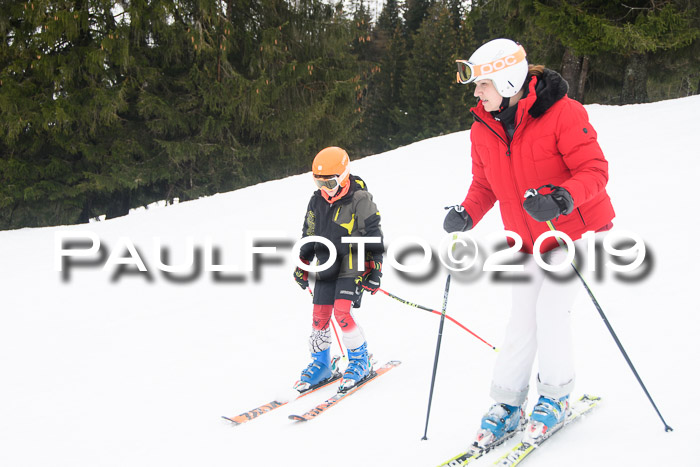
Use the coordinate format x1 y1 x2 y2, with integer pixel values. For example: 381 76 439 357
480 54 518 75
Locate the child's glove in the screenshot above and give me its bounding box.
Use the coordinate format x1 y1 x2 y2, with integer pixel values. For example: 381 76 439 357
356 259 382 294
293 258 310 290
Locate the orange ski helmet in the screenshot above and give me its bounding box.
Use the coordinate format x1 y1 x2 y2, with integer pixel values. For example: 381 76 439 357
312 147 350 196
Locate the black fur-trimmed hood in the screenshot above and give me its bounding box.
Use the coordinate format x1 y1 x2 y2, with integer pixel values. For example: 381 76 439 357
526 68 570 119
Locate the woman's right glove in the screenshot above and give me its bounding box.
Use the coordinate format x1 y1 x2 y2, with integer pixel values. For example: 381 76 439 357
443 205 473 233
293 258 310 290
523 185 574 222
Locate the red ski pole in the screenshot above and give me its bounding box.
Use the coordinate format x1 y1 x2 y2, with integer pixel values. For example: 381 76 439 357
378 288 497 351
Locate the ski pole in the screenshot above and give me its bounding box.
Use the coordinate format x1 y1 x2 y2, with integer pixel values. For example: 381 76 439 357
421 274 451 440
544 219 673 432
307 288 346 358
329 318 345 358
378 287 497 351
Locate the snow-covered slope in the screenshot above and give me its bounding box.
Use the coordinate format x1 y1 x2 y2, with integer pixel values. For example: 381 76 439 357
1 96 698 467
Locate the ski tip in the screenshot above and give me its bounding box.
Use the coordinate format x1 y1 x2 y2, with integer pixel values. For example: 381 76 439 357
288 414 307 422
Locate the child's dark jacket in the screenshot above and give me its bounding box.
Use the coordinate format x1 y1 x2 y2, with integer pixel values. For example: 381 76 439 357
300 175 384 281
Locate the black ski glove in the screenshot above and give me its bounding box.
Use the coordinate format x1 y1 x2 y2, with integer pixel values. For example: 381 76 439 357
293 258 310 290
356 258 382 294
443 205 473 233
523 185 574 222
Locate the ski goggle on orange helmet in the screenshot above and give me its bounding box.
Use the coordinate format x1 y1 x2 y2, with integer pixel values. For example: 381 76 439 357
313 174 343 191
455 44 527 84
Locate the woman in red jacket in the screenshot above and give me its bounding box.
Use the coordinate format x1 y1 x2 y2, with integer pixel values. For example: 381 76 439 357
444 39 615 448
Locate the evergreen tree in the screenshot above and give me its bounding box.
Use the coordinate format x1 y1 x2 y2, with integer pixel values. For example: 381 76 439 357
533 0 700 103
130 0 249 206
447 0 463 31
398 0 466 144
646 0 700 100
378 0 402 32
0 0 369 229
462 0 562 68
240 0 371 178
0 0 133 227
2 0 695 230
404 0 433 36
359 0 408 152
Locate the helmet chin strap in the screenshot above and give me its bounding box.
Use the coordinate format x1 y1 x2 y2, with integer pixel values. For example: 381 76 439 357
498 96 510 112
321 181 350 203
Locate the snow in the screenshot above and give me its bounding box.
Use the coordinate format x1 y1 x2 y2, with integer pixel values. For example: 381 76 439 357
2 95 699 467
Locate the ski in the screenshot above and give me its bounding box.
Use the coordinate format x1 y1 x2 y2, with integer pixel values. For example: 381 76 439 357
288 360 401 422
492 394 601 467
222 372 343 426
435 421 526 467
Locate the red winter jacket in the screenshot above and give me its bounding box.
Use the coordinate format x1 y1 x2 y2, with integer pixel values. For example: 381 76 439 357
462 70 615 254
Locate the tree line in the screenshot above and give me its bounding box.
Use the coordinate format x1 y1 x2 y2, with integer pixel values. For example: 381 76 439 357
1 0 698 230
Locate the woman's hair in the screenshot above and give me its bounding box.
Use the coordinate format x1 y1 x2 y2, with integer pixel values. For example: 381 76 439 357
528 64 545 77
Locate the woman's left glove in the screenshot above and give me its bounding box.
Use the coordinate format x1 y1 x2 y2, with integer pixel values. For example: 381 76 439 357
523 185 574 222
356 259 382 294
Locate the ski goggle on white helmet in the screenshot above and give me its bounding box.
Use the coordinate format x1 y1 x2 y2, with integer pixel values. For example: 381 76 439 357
456 39 528 98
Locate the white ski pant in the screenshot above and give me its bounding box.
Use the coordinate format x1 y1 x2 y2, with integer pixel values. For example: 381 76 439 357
490 237 590 407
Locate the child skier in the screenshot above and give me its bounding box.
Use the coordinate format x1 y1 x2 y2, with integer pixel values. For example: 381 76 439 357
293 147 384 392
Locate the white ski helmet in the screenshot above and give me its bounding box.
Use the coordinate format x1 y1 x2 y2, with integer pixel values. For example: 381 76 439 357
456 38 528 98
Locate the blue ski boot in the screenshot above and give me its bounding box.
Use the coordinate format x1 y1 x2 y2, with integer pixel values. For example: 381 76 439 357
339 342 371 392
524 395 569 442
295 348 333 392
475 402 526 448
